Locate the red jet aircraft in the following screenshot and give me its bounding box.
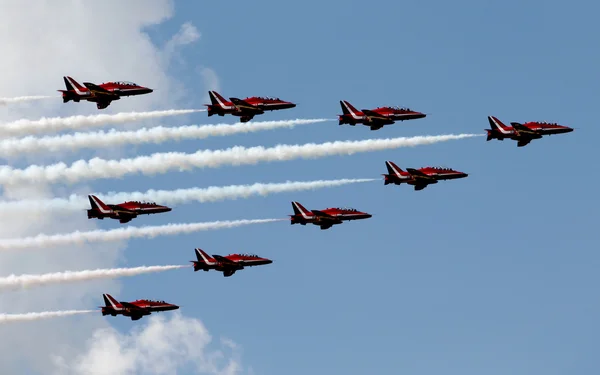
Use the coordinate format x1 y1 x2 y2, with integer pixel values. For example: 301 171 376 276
191 248 272 277
58 76 153 109
338 100 426 130
290 201 372 230
205 90 296 122
100 293 179 321
87 195 171 224
486 115 573 147
383 161 468 191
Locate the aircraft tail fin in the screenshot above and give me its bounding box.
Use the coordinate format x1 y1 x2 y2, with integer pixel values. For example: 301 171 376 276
208 91 228 107
487 116 512 134
88 195 113 214
384 161 406 185
339 100 363 125
102 293 120 309
340 100 362 118
193 248 216 267
65 76 87 95
59 76 82 103
63 76 75 91
385 161 404 176
291 201 313 218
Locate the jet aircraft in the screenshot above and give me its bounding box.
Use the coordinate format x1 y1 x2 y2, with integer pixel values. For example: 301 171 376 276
87 195 171 224
100 293 178 321
338 100 426 130
290 201 372 230
383 161 468 191
58 76 153 109
191 248 273 277
205 90 296 122
486 115 573 147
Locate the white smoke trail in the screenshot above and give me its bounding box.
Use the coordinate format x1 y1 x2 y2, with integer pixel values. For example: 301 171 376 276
0 95 55 105
0 109 203 137
0 265 187 291
0 178 376 213
0 310 95 324
0 118 330 157
0 218 282 251
0 134 481 185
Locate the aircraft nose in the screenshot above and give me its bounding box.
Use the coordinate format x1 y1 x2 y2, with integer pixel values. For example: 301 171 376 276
365 213 373 218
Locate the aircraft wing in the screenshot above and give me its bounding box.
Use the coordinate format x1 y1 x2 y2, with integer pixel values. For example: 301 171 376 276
406 168 435 179
113 208 137 218
96 101 112 109
83 82 118 97
113 208 137 223
110 204 135 213
311 210 343 223
229 97 263 113
362 109 390 121
119 301 149 311
212 255 237 264
511 122 540 136
362 109 395 126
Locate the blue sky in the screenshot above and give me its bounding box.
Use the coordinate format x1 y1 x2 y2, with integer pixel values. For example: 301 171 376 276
66 1 599 374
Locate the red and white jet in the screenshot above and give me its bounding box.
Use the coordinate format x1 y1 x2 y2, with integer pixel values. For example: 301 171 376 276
338 100 426 130
100 293 179 321
87 195 171 224
205 90 296 122
486 115 573 147
191 248 273 277
58 76 153 109
383 161 468 191
290 201 372 230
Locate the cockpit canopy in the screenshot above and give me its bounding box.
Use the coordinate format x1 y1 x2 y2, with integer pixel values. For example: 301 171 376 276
127 200 157 206
531 121 557 125
113 81 138 86
335 207 357 212
256 96 280 101
238 253 259 258
427 166 452 171
388 106 412 111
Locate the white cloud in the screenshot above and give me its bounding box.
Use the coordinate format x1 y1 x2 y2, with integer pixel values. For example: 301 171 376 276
167 22 201 50
51 313 243 375
0 1 229 374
